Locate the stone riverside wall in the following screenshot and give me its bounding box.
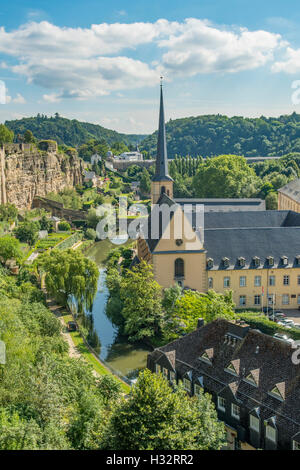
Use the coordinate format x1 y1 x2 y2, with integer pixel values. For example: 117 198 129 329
0 142 84 210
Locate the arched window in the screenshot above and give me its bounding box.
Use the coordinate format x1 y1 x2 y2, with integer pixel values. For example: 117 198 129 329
161 186 166 194
175 258 184 278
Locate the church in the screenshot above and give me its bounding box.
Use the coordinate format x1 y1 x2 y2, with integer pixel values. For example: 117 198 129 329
137 85 300 310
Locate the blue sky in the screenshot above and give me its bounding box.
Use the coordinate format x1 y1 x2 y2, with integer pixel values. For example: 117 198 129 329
1 0 300 133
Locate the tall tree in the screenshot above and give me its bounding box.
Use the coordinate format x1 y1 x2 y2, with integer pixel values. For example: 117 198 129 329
119 261 163 342
139 168 151 196
39 249 99 312
104 369 225 450
0 236 22 265
193 155 259 198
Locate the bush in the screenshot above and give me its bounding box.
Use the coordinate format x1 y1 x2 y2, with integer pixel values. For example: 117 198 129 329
73 220 87 229
58 221 71 231
85 228 97 241
237 312 300 341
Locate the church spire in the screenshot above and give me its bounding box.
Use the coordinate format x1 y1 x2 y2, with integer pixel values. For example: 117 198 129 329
153 78 173 182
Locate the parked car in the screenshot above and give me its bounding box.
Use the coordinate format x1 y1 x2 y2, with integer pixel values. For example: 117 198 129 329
267 310 286 319
273 333 294 344
278 319 295 328
67 321 77 332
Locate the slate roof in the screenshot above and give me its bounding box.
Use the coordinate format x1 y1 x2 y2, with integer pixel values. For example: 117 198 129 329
278 178 300 203
148 319 300 444
175 198 266 212
204 210 300 229
140 191 300 270
205 226 300 270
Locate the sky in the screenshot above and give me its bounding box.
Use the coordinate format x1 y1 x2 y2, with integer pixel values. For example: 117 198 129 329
1 0 300 133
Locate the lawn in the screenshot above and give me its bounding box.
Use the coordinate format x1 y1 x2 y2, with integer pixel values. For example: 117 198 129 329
62 313 130 393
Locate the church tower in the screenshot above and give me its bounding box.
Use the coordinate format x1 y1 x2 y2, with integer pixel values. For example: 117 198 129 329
151 81 173 204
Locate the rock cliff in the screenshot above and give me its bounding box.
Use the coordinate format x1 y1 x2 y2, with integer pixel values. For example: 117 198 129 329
0 141 84 209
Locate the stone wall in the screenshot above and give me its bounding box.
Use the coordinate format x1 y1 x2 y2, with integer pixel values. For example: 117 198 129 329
0 143 84 209
108 158 155 171
32 196 87 222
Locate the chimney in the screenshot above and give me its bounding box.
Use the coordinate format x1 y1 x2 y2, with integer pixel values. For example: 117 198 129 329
197 318 205 329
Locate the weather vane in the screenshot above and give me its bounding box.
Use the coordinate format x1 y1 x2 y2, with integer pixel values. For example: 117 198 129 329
160 76 163 86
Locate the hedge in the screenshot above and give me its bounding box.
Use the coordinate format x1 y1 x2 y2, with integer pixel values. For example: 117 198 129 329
237 312 300 341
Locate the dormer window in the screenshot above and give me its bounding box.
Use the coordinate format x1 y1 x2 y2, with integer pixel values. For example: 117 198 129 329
281 256 288 266
238 257 245 267
225 361 239 376
296 255 300 266
244 370 259 387
253 256 260 267
222 257 230 268
267 256 274 267
199 349 213 365
269 383 285 401
207 258 214 268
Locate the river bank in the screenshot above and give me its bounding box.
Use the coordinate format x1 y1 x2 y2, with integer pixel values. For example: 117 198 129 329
84 240 151 379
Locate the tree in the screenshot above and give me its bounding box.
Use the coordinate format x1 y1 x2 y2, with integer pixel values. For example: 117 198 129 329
173 289 235 333
139 168 151 196
39 249 99 312
85 228 97 240
265 191 278 210
104 369 225 450
0 236 22 265
96 375 122 406
58 221 71 231
0 125 13 145
193 155 259 198
0 203 18 222
15 222 39 246
119 262 163 342
86 209 101 229
24 130 35 143
39 215 53 232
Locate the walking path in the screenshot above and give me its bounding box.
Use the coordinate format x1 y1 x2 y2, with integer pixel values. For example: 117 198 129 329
46 299 81 359
45 295 130 389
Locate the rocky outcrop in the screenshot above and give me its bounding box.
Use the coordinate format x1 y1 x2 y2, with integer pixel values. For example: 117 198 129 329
0 141 84 209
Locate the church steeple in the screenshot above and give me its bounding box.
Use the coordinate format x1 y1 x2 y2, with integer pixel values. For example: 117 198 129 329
151 79 173 204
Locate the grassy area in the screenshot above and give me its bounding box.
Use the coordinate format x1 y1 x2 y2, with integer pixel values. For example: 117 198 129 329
62 313 130 393
36 231 71 250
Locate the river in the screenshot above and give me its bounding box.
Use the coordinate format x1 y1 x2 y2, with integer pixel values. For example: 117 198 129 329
84 240 150 379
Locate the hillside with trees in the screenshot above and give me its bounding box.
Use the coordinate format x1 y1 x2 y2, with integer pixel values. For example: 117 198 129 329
141 112 300 158
5 114 146 148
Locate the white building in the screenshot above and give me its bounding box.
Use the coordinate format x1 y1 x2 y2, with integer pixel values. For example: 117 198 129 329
118 151 143 161
91 153 102 165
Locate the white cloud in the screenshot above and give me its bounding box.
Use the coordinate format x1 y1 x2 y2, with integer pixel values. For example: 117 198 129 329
13 93 26 104
21 56 160 102
0 18 292 100
159 18 284 76
272 47 300 74
0 20 179 58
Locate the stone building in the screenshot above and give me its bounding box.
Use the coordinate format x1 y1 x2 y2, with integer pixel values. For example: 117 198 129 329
278 178 300 212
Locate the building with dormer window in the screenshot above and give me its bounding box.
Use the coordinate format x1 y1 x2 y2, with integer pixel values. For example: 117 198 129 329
147 318 300 450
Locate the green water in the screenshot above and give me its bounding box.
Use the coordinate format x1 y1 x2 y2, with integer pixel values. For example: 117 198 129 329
85 240 150 378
